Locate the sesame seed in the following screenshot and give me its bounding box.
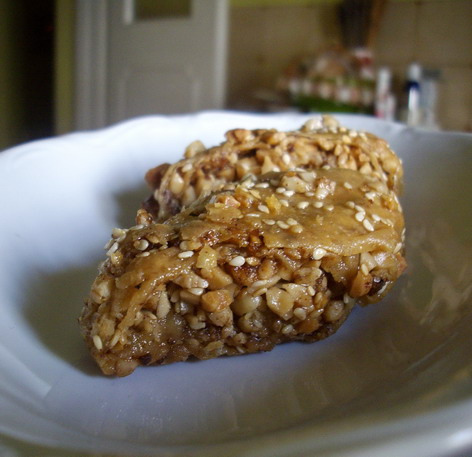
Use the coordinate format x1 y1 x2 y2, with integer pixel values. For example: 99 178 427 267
372 213 381 222
346 201 355 209
361 264 369 275
93 335 103 351
277 221 290 229
134 239 149 251
280 199 289 207
348 130 358 137
276 187 286 194
305 191 315 197
290 225 303 234
229 256 246 267
363 219 375 232
393 242 402 254
325 205 334 212
343 293 350 304
137 251 150 258
355 212 365 222
106 242 119 256
258 204 270 214
342 135 352 144
182 163 193 172
287 218 298 226
112 228 127 239
246 213 261 217
265 219 276 225
178 250 194 259
282 153 290 165
273 166 280 172
343 182 353 190
297 201 309 210
354 204 365 213
365 191 377 201
130 224 145 231
283 190 295 197
255 182 269 189
281 324 294 335
307 286 316 296
313 247 327 260
314 201 324 208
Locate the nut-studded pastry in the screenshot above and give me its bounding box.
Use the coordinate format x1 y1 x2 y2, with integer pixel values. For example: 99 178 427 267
144 116 403 221
80 168 406 376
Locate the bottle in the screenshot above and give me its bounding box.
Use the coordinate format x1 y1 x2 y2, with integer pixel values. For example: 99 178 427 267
401 63 422 126
375 67 396 121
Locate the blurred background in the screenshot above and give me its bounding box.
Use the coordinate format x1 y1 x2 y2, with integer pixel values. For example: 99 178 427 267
0 0 471 151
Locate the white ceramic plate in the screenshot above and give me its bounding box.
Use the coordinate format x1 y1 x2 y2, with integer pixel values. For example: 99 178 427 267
1 112 471 457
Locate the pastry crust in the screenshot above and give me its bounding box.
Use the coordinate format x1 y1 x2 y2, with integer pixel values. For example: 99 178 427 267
144 116 403 221
80 167 406 376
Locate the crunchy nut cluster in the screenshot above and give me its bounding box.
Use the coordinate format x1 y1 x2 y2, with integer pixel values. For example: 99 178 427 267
80 144 406 376
144 115 403 221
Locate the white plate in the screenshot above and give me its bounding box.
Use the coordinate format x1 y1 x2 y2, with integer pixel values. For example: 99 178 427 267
1 111 471 457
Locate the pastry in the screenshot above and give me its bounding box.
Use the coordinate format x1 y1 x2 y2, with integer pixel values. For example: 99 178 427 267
80 166 406 376
144 116 403 221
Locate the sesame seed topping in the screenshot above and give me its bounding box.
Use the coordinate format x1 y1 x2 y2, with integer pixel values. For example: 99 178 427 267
246 213 261 217
348 130 358 137
265 219 276 225
363 219 375 232
134 239 149 251
361 264 369 275
112 228 127 239
276 187 286 194
297 201 309 210
277 221 290 229
258 204 270 214
282 153 291 165
229 256 246 267
343 182 353 190
280 199 289 207
325 205 334 212
308 286 316 296
355 212 365 222
393 242 402 254
137 251 150 258
346 201 355 208
182 163 193 172
305 191 315 197
178 250 194 259
365 191 377 201
314 201 324 208
93 335 103 351
372 213 381 222
255 182 269 189
106 242 119 256
283 190 295 197
130 224 145 231
287 218 298 226
354 204 365 213
290 225 303 234
313 247 327 260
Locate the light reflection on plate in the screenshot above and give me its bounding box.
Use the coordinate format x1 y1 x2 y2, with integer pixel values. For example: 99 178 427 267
0 112 471 457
